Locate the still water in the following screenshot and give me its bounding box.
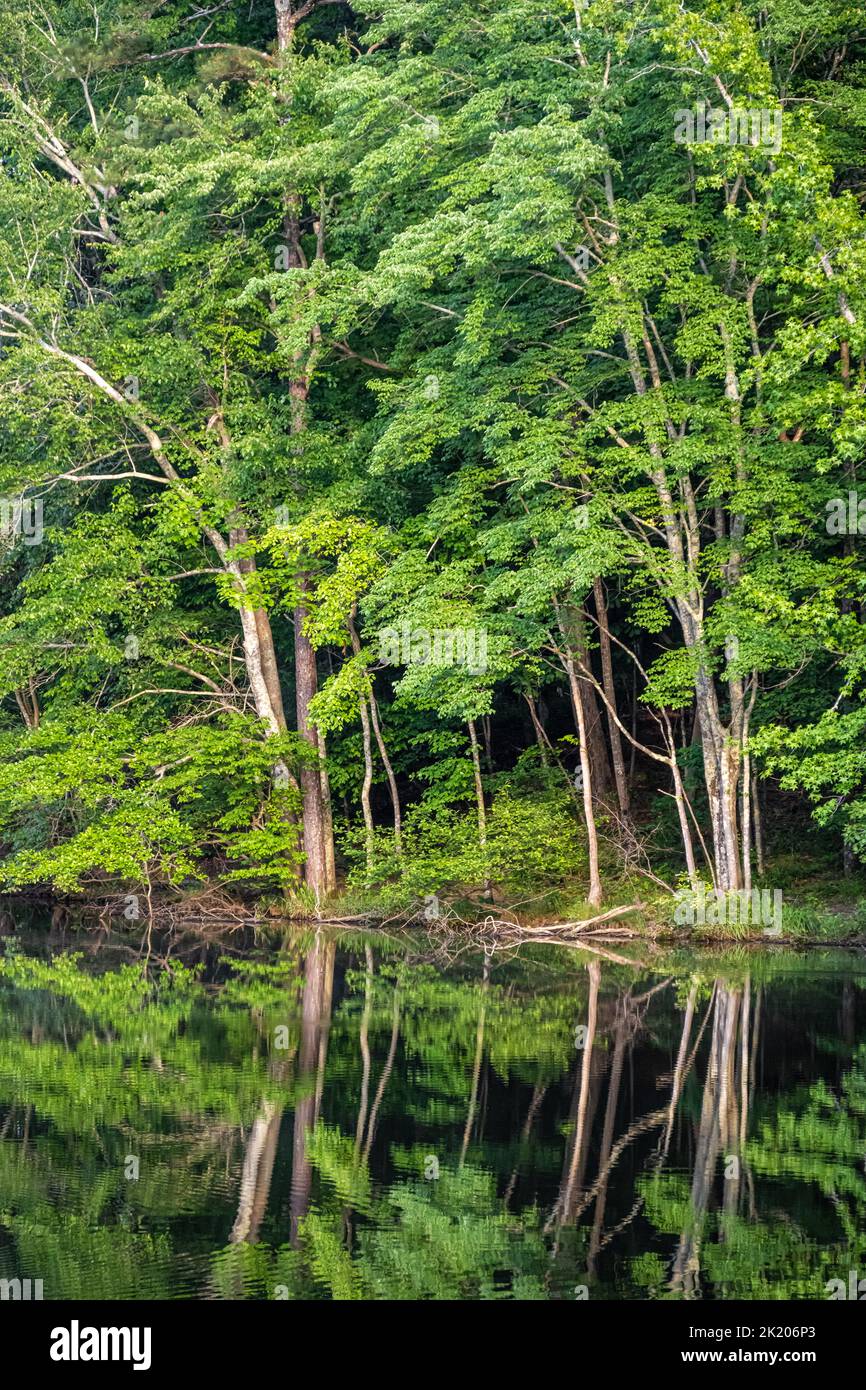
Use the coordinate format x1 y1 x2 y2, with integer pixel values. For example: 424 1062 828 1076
0 925 864 1300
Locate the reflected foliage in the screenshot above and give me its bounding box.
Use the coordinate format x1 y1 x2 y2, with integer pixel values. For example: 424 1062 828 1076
0 933 864 1300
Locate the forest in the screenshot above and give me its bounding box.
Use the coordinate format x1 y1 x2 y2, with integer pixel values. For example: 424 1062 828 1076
1 0 865 938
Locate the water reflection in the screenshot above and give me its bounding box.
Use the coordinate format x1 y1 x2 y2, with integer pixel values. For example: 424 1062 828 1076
0 930 864 1300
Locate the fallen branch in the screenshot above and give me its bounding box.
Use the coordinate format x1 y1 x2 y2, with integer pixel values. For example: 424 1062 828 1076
526 904 645 934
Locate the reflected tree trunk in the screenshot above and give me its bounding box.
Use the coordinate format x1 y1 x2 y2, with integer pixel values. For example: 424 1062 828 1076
230 1099 283 1245
504 1079 547 1209
556 960 602 1225
670 985 743 1296
460 956 490 1165
588 997 628 1273
290 932 336 1247
660 981 698 1159
354 946 374 1155
362 987 401 1163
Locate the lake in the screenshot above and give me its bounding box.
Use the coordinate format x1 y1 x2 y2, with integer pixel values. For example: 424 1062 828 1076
0 924 864 1300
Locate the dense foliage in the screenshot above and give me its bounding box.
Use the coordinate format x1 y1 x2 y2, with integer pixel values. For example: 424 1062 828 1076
0 0 864 912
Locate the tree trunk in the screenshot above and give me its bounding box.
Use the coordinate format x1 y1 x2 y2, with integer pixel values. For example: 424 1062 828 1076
347 609 402 852
559 604 611 798
294 582 334 900
670 751 699 888
618 312 748 893
274 0 335 898
237 601 283 734
524 692 550 766
555 629 603 908
571 669 603 908
358 694 375 873
317 729 336 891
231 525 289 732
468 719 492 900
367 693 402 854
593 577 630 816
254 608 287 730
694 671 742 891
752 769 765 879
741 748 753 895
